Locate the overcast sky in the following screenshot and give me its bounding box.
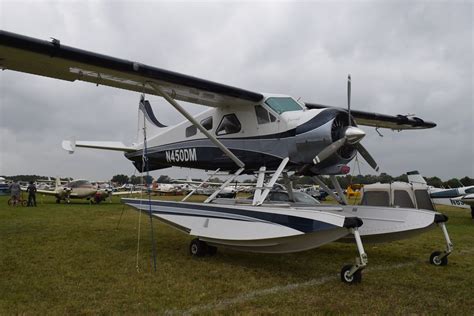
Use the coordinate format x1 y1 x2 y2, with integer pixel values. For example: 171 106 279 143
1 0 472 182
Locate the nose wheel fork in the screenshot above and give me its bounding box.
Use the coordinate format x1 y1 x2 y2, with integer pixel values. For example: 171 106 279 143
341 228 368 284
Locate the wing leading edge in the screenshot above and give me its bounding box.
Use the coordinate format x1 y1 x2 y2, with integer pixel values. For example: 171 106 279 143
0 30 263 107
305 103 436 130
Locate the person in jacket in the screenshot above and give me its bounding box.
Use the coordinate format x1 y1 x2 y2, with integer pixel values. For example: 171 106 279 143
27 181 37 207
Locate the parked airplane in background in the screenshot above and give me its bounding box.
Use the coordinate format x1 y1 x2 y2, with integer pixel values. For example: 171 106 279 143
1 30 451 283
407 170 474 217
34 178 139 204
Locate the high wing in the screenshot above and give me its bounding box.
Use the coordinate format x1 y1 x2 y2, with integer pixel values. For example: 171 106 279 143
25 188 58 196
1 30 436 130
110 190 142 196
305 103 436 130
0 30 263 107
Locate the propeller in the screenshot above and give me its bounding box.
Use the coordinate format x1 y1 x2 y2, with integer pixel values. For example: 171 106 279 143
312 75 380 172
63 187 72 203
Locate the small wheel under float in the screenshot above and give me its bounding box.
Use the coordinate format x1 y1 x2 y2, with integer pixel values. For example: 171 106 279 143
430 251 448 266
340 264 362 284
189 238 208 257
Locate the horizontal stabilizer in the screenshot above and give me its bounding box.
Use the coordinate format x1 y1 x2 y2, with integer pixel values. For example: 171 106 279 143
62 139 135 153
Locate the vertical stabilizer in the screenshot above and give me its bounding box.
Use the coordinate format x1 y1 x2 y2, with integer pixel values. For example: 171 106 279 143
407 170 427 185
55 177 61 189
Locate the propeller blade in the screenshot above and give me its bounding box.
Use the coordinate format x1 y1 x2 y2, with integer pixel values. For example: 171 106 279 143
347 74 351 126
355 143 380 172
313 137 346 165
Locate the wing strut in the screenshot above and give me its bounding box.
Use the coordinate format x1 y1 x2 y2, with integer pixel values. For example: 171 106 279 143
312 175 346 205
146 82 245 169
181 168 221 202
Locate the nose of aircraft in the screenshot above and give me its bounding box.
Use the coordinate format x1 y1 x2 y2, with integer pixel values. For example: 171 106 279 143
345 126 365 144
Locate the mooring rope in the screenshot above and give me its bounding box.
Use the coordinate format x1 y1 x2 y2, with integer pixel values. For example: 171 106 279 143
139 94 158 272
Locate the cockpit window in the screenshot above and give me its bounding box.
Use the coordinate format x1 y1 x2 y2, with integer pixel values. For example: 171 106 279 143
216 114 241 136
265 97 303 114
67 180 91 188
255 105 270 124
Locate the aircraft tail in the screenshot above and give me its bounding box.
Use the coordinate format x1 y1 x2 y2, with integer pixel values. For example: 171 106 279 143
55 177 61 189
407 170 427 185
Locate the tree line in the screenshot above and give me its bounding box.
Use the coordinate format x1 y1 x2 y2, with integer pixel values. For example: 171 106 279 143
3 173 473 189
111 172 473 189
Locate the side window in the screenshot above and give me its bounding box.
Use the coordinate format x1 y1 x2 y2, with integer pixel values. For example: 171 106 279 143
255 105 270 124
270 192 289 202
394 190 415 208
255 105 277 124
185 125 197 137
361 191 389 207
415 190 435 210
216 114 241 136
201 116 213 130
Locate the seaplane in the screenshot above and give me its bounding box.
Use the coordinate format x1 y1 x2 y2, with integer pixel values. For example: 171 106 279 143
0 30 454 283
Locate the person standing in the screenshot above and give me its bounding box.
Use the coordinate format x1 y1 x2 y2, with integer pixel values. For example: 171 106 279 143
9 181 21 206
27 181 37 207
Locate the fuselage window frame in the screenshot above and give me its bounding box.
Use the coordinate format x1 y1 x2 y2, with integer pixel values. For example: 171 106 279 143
216 113 242 136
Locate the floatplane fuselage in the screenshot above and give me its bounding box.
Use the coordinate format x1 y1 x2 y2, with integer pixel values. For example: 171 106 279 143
126 94 356 176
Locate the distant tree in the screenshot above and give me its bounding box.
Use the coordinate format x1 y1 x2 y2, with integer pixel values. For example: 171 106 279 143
130 175 154 185
156 175 172 183
130 175 141 185
444 178 462 188
335 175 350 188
111 174 129 185
393 174 408 183
379 173 393 184
460 176 474 186
426 177 443 188
143 175 153 185
8 175 45 183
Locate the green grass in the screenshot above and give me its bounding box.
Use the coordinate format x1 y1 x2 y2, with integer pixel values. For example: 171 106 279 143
1 195 473 314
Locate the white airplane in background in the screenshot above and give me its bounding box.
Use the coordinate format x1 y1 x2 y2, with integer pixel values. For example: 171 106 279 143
33 178 140 204
407 170 474 216
0 30 454 283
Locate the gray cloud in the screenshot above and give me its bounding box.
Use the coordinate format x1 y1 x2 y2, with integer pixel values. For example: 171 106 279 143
0 1 472 181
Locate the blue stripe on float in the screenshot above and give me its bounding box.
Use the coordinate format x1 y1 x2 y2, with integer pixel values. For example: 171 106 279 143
123 199 337 233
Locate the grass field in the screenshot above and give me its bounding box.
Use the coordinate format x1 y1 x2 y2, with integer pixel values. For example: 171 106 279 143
1 194 473 314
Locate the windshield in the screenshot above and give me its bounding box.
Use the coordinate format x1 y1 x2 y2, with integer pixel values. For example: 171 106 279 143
293 192 320 204
265 97 303 114
67 180 92 188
